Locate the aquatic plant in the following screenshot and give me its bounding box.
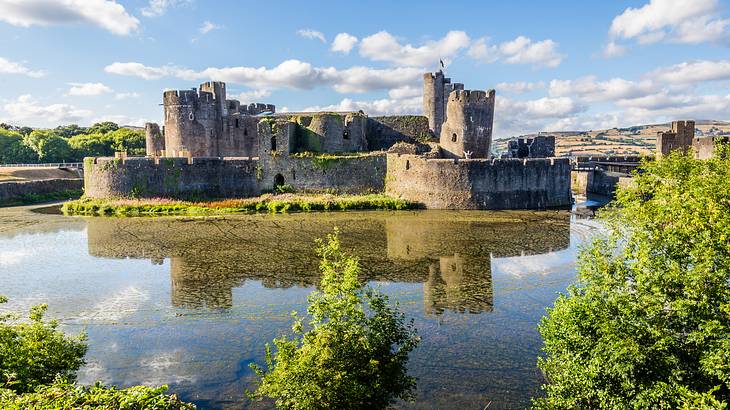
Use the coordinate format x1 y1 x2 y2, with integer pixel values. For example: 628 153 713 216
61 193 420 216
535 147 730 408
0 380 195 409
248 229 420 409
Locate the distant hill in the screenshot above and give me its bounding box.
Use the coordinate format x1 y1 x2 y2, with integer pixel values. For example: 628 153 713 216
494 120 730 157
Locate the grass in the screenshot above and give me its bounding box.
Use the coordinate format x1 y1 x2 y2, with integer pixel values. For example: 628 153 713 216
61 193 421 217
0 189 83 207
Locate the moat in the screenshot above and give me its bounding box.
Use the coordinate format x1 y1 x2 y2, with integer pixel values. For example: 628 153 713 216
0 205 600 409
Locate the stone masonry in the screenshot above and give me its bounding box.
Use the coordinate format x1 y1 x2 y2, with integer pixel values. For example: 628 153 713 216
656 120 695 158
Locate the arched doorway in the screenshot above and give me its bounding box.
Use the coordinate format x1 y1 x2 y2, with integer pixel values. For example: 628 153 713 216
274 173 285 190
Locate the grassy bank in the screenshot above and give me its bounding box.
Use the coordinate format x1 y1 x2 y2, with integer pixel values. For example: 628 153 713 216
0 189 83 207
61 193 420 216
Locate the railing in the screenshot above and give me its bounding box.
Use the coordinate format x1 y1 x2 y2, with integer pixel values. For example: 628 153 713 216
0 162 83 168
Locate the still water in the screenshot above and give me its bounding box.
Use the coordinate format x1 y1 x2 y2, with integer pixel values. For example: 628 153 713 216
0 205 599 409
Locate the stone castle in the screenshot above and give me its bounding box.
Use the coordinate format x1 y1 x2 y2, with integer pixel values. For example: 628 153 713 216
84 70 572 210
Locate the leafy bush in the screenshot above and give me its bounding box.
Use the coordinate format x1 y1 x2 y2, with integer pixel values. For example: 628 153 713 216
535 148 730 408
0 297 87 393
0 380 195 409
249 230 420 409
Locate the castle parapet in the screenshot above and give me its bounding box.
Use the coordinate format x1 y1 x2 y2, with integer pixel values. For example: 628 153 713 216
385 154 571 210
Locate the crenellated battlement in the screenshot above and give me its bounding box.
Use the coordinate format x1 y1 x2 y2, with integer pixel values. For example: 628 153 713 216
448 89 496 104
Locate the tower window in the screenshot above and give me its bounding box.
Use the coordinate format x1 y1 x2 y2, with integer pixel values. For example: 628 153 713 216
235 118 239 128
343 129 350 140
244 129 248 137
270 136 277 152
452 133 457 142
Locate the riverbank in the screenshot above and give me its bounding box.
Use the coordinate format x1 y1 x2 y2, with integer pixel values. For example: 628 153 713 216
61 193 420 216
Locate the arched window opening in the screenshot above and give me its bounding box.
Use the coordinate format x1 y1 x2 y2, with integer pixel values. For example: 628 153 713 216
243 128 248 137
189 112 195 121
270 136 277 152
291 169 296 180
405 160 410 170
451 133 457 142
235 118 239 128
343 129 350 140
274 173 285 189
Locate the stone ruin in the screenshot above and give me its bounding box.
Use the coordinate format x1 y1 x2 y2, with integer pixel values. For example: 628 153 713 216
89 70 572 210
505 135 556 158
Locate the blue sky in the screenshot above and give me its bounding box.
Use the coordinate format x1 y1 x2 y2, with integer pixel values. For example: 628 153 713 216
1 0 729 138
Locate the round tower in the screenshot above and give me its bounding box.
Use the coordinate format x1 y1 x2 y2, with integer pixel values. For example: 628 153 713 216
439 89 496 159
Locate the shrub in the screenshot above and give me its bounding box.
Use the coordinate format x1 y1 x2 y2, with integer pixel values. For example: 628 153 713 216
0 297 87 393
535 148 730 408
0 379 195 409
248 230 420 409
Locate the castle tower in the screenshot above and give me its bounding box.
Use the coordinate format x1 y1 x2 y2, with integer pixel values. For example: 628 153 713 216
200 81 227 116
656 120 696 158
439 89 496 159
144 122 165 156
163 84 223 157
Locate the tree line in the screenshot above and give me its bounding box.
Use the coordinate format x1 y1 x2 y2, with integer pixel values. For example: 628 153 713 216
0 122 145 164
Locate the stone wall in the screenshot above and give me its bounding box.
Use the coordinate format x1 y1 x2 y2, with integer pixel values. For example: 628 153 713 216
0 178 83 204
259 153 387 194
286 113 368 153
83 156 259 199
386 154 571 209
572 169 633 196
693 136 728 159
366 116 434 150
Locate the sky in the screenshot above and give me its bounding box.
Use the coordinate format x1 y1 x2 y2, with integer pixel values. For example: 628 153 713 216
1 0 730 138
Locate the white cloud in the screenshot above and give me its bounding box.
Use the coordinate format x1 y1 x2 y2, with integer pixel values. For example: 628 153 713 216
609 0 730 45
236 89 271 103
199 20 222 34
648 59 730 85
114 92 141 100
549 76 655 102
297 28 325 42
359 30 470 67
498 96 584 119
303 96 422 116
602 41 626 58
331 32 358 54
388 85 421 99
499 36 563 68
104 60 423 94
67 82 113 96
469 36 564 68
3 94 91 124
104 62 177 80
0 0 140 36
0 56 45 77
141 0 190 17
496 81 545 94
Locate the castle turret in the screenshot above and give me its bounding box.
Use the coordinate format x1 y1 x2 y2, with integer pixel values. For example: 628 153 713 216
144 122 165 156
439 89 496 159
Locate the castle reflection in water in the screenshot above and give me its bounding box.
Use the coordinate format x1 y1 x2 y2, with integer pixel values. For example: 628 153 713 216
86 211 570 315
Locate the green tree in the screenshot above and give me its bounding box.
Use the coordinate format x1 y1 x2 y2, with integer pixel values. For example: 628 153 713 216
53 124 86 139
68 133 115 159
0 296 87 393
0 129 37 164
22 130 72 163
87 121 119 135
535 148 730 408
108 127 145 155
249 230 420 409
